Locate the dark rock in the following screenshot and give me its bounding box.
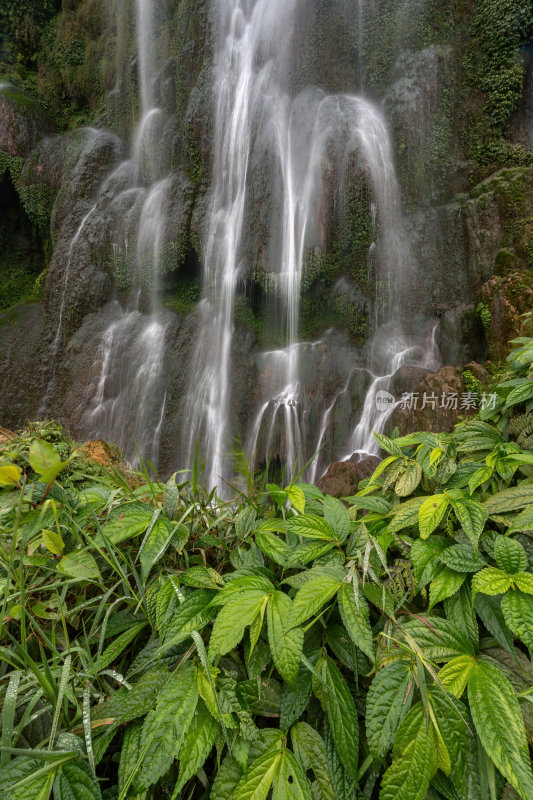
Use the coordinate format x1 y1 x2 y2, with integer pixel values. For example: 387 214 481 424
0 86 53 158
318 452 380 498
437 304 487 365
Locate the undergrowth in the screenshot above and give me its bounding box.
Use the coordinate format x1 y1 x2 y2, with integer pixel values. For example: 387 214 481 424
0 325 533 799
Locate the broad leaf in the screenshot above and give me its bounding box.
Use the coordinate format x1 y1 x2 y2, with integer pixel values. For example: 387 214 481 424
514 572 533 595
444 584 479 646
366 661 413 759
210 590 270 657
418 495 449 539
29 439 67 485
468 660 533 799
291 722 336 800
484 485 533 514
315 657 358 779
323 496 350 541
290 576 341 628
96 503 153 546
173 700 218 796
438 655 475 698
54 758 102 800
234 745 283 800
501 590 533 651
472 567 513 601
57 551 100 581
429 568 465 610
388 497 426 533
136 666 198 790
395 461 422 497
42 529 64 555
267 591 304 685
380 703 435 800
272 749 312 800
255 531 291 566
285 515 336 542
494 537 528 575
438 545 486 573
450 498 488 553
337 582 374 662
0 464 21 486
162 589 216 650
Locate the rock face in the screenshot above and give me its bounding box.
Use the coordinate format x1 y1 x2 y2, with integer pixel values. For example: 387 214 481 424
0 87 52 158
318 453 380 498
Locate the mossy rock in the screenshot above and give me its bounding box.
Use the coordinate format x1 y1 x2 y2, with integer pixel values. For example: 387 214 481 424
0 86 52 158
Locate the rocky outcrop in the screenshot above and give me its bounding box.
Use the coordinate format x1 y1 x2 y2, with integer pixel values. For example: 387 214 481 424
0 86 52 158
318 453 380 498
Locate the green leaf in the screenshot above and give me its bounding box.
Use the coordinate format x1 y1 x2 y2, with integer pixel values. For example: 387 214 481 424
162 589 216 649
234 745 283 800
438 545 486 573
474 594 515 656
285 540 335 567
429 568 466 610
437 655 476 698
140 518 188 581
54 758 102 800
118 721 143 794
210 590 270 658
373 431 402 456
280 668 312 731
173 700 218 796
163 473 180 520
450 498 488 553
57 551 100 581
97 622 147 671
272 749 312 800
444 584 479 646
94 665 169 725
316 657 358 779
267 591 304 685
380 704 435 800
468 660 533 799
210 755 243 800
0 757 56 800
323 496 350 541
255 531 291 566
337 582 374 662
366 661 413 759
290 722 336 800
395 461 423 497
410 536 450 588
428 689 481 800
285 515 337 541
42 529 64 555
387 497 426 533
514 572 533 595
472 567 513 601
501 590 533 651
469 466 493 495
136 665 198 790
96 503 153 546
29 439 66 485
399 617 473 661
287 486 306 513
484 485 533 514
418 495 449 539
344 495 392 514
0 464 21 486
290 576 341 628
494 537 528 575
504 382 533 410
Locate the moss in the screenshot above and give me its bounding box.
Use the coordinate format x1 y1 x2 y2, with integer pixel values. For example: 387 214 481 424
494 249 521 275
163 275 200 315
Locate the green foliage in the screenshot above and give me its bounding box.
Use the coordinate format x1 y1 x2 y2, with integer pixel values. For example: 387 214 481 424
476 301 492 330
1 332 533 799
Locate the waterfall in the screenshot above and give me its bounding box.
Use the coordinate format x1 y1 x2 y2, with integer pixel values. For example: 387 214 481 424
183 0 298 489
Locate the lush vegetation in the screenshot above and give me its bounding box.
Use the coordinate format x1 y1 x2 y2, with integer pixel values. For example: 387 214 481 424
0 327 533 800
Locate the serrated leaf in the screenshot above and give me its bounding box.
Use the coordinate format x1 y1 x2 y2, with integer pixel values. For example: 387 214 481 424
514 572 533 595
380 704 435 800
118 721 143 795
280 668 312 732
173 700 218 795
387 497 426 533
255 531 291 566
444 584 479 646
93 665 168 725
290 722 336 800
210 590 270 658
0 757 56 800
162 590 216 650
395 461 423 497
140 518 188 582
438 655 475 698
474 594 515 656
316 657 358 779
57 551 100 581
54 758 102 800
429 568 466 610
285 540 335 568
337 582 374 662
469 466 493 495
450 498 488 553
163 473 180 520
366 661 413 759
136 665 198 790
287 486 306 513
210 755 243 800
42 529 64 555
96 503 153 546
504 382 533 410
484 485 533 514
494 537 528 574
472 567 513 601
267 591 304 685
234 745 282 800
285 515 336 541
501 590 533 651
323 496 350 540
180 566 224 589
429 688 481 800
272 748 312 800
344 494 393 514
398 617 473 661
468 660 533 799
438 545 486 573
374 431 402 456
97 622 147 671
418 497 449 544
411 536 450 587
290 575 341 628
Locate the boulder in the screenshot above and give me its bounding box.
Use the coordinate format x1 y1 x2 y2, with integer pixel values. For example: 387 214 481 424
318 452 380 498
0 85 52 158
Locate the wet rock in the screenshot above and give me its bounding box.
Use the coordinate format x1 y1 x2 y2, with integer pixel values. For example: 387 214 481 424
0 86 53 158
437 304 486 366
463 361 490 385
318 453 380 498
481 271 533 361
388 365 475 435
0 303 46 427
